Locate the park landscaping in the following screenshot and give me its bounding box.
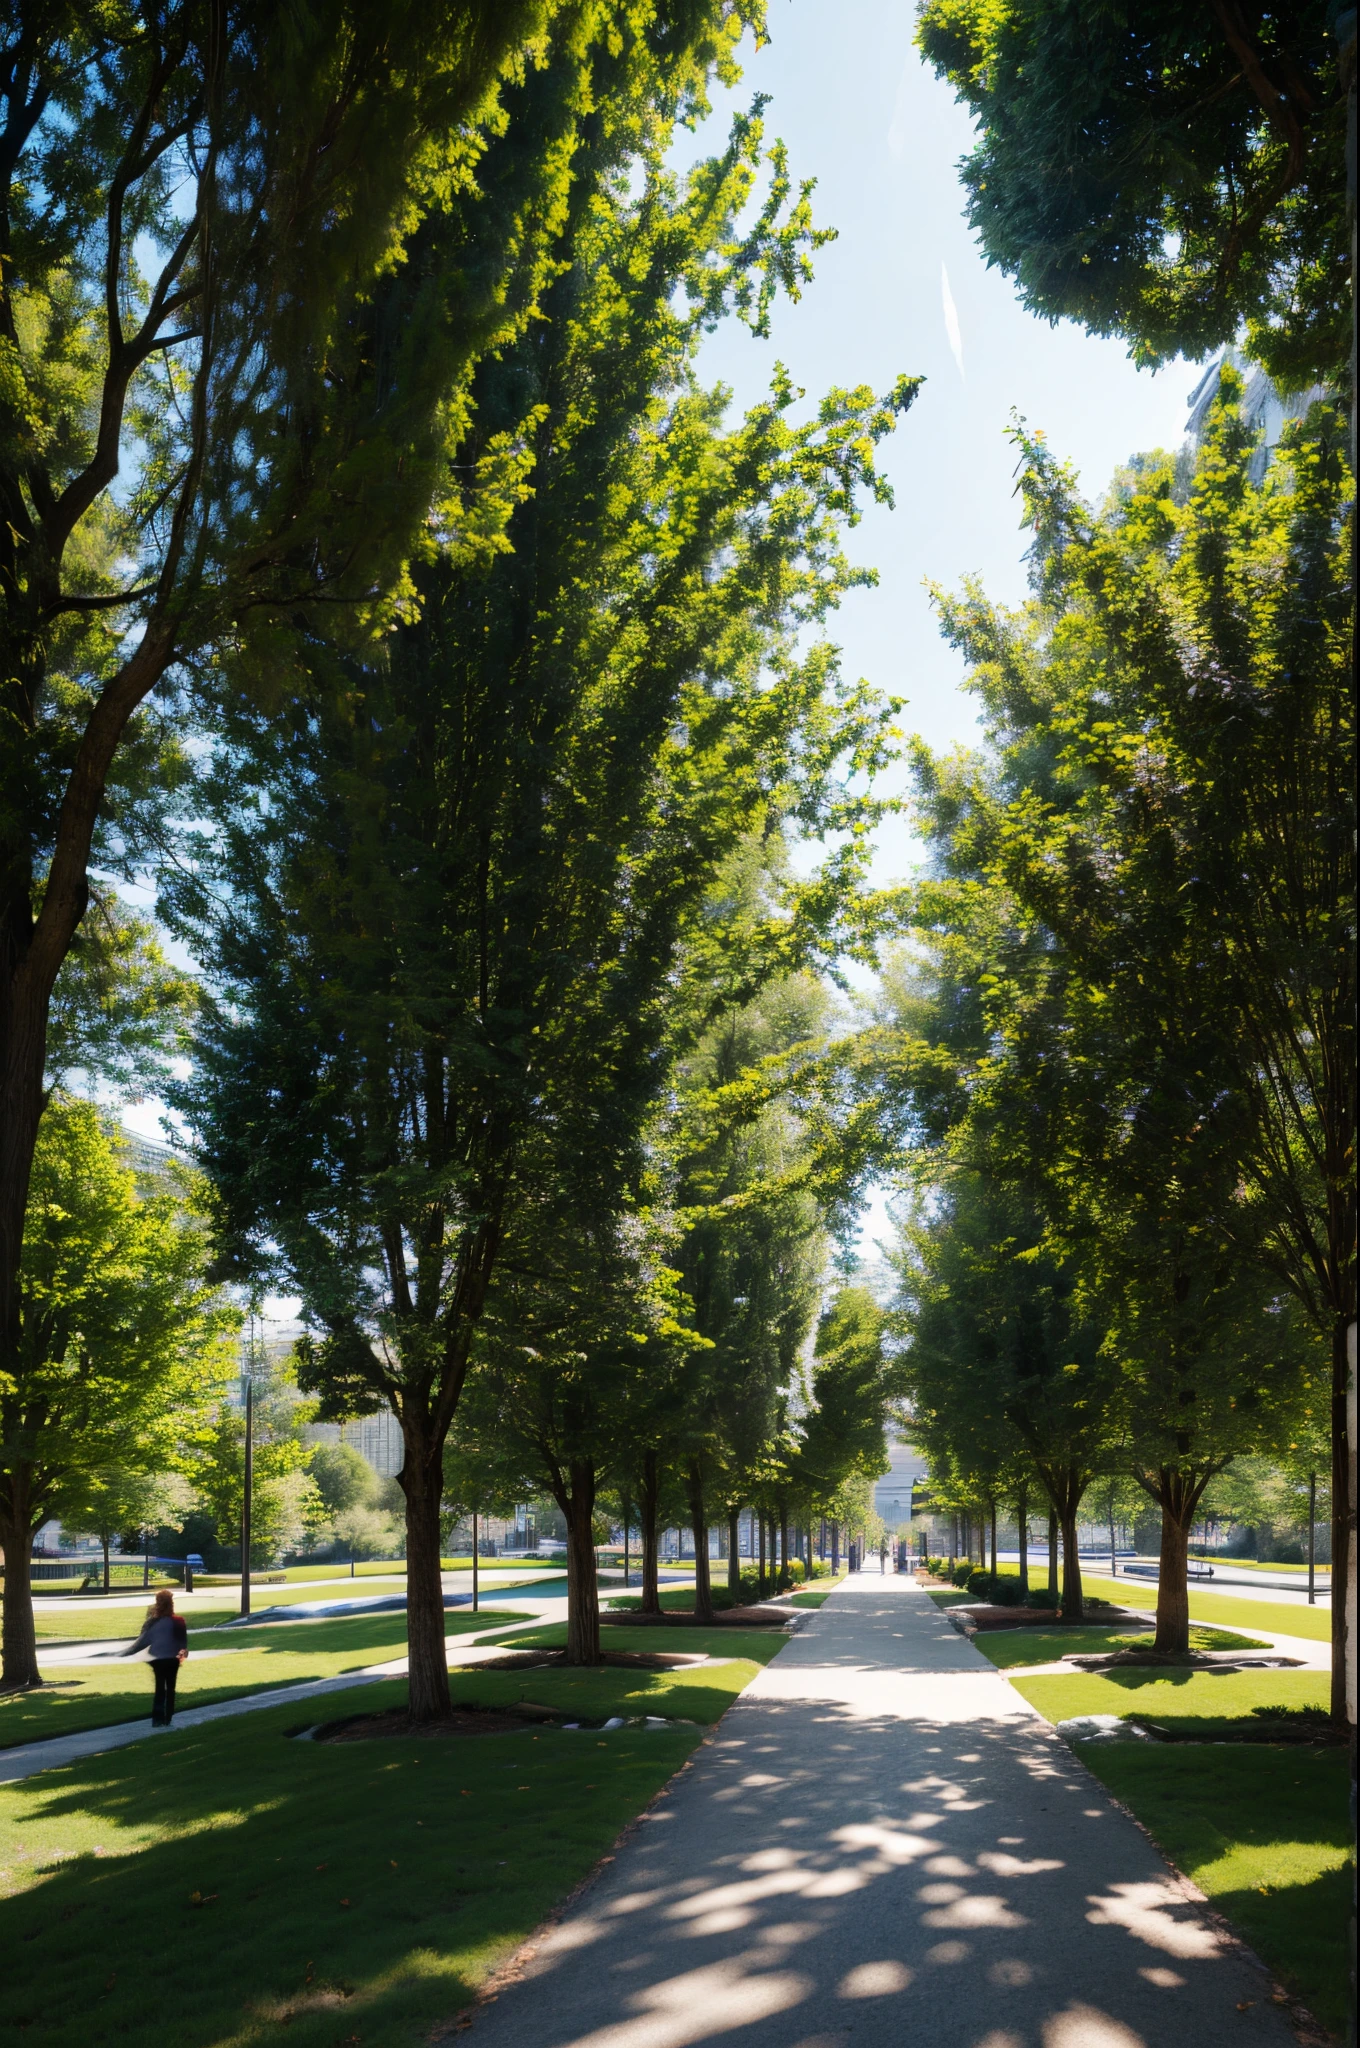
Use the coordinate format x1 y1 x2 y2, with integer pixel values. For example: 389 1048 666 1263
0 1609 529 1749
0 1684 702 2048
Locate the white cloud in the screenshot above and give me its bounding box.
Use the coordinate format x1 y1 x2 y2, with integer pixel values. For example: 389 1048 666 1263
941 262 965 380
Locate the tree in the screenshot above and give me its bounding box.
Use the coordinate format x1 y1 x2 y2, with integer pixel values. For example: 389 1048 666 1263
57 1466 193 1590
792 1286 894 1524
664 941 833 1606
190 1370 327 1570
925 384 1353 1707
0 1099 233 1686
916 0 1351 385
895 1173 1116 1622
1 0 742 1452
175 99 914 1713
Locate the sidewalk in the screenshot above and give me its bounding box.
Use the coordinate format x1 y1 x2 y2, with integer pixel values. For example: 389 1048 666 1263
466 1572 1294 2048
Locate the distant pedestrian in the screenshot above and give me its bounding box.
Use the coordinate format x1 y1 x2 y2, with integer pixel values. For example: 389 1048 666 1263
123 1588 188 1725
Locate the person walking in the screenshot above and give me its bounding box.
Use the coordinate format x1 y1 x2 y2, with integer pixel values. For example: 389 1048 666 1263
122 1588 188 1725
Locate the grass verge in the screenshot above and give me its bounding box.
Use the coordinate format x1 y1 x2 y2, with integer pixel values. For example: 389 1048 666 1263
1077 1571 1331 1643
1078 1743 1351 2035
1011 1666 1328 1739
0 1610 528 1749
0 1682 701 2047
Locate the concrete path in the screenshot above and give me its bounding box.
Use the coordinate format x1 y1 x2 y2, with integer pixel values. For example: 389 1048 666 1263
468 1573 1294 2048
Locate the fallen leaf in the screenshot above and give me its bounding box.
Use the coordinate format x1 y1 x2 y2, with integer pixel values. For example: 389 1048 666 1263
316 1862 328 1871
339 1898 351 1907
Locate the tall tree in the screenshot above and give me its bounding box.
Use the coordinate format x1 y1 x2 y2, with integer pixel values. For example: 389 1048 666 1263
1 0 727 1436
916 0 1351 384
0 1099 232 1686
895 1173 1116 1621
175 100 916 1714
924 383 1354 1711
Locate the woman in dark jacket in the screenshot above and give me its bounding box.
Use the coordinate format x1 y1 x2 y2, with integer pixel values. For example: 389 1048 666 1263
123 1588 188 1725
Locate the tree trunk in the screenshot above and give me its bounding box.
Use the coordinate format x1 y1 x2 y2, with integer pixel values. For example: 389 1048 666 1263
0 1491 40 1689
102 1532 110 1593
758 1512 767 1594
1155 1490 1193 1656
563 1461 601 1665
688 1462 714 1624
638 1450 661 1617
728 1508 741 1597
1017 1486 1029 1595
989 1499 998 1600
1140 1465 1217 1656
401 1434 450 1720
1047 1509 1058 1599
778 1500 790 1591
1330 1313 1353 1731
1059 1511 1084 1623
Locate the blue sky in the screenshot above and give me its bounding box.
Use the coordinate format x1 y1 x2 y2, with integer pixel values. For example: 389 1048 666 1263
675 2 1202 887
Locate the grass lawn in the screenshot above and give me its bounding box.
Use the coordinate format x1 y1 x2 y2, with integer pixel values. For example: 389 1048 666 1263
1078 1570 1331 1643
469 1618 787 1723
789 1588 831 1607
1080 1744 1352 2035
1012 1665 1329 1739
0 1682 702 2048
0 1610 528 1749
972 1624 1267 1670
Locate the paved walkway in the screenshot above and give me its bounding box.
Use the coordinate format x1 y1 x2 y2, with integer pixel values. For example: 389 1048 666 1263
469 1573 1293 2048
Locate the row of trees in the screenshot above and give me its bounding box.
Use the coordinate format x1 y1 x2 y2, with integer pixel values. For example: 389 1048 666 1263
0 4 901 1710
882 377 1350 1701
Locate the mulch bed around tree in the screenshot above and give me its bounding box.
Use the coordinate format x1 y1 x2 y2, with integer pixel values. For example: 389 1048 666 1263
602 1605 793 1629
315 1707 541 1741
1141 1708 1344 1746
954 1604 1150 1632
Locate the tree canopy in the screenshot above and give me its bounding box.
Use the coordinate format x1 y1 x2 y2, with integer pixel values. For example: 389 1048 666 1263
916 0 1351 385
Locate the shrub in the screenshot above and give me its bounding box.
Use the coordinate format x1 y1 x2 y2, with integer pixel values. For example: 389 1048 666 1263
1024 1586 1059 1609
949 1560 976 1587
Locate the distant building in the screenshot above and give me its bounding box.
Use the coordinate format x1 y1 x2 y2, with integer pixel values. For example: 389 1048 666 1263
1185 350 1329 481
875 1437 928 1532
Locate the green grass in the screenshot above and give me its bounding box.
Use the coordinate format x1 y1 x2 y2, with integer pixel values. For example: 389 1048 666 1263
1078 1569 1332 1642
1080 1744 1352 2034
473 1613 786 1695
605 1587 732 1612
789 1588 831 1607
972 1623 1268 1671
1012 1665 1329 1739
0 1610 528 1750
0 1683 702 2048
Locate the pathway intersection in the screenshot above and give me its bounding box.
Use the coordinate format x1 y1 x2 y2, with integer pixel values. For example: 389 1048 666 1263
468 1572 1295 2048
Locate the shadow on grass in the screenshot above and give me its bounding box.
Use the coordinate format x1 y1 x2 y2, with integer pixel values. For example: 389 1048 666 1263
1077 1742 1351 2034
0 1682 699 2048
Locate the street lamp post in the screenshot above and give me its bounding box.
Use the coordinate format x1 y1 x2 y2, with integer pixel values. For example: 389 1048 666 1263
240 1375 254 1618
